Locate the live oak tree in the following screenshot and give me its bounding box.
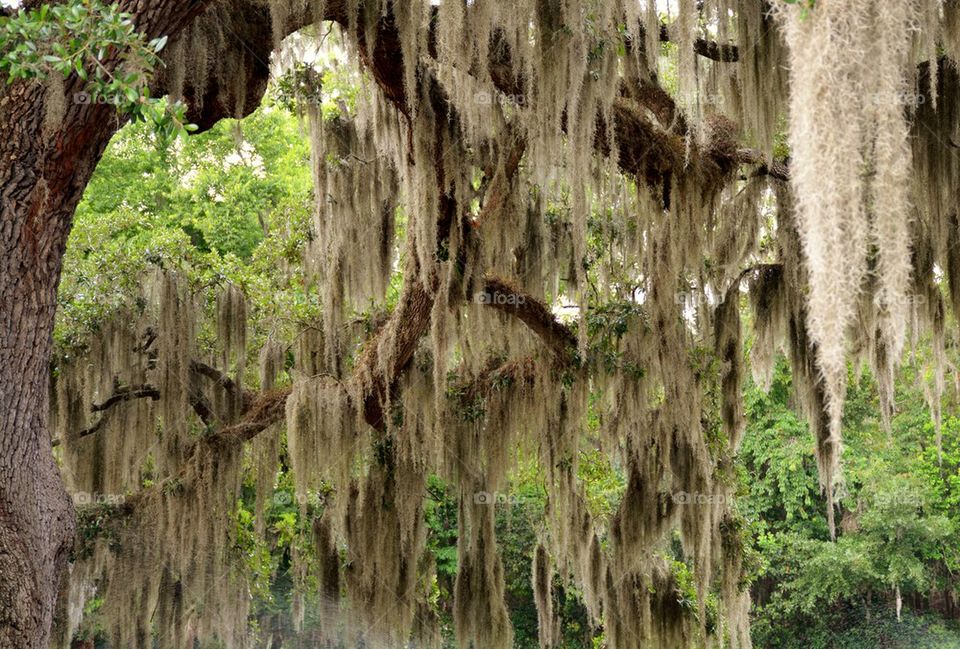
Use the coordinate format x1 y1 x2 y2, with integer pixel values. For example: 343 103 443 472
2 1 959 648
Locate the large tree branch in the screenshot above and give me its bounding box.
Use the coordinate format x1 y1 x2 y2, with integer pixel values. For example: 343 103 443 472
214 388 289 442
203 272 580 445
443 356 541 410
480 276 578 362
199 277 436 440
480 25 743 194
190 1 749 191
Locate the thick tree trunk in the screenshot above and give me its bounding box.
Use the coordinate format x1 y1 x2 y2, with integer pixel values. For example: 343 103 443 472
0 72 117 646
0 313 74 649
0 4 215 645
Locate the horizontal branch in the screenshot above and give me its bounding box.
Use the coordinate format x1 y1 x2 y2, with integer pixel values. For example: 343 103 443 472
90 385 160 412
449 356 540 404
481 276 578 362
63 414 111 446
53 384 161 446
659 24 740 63
53 358 241 445
209 274 577 443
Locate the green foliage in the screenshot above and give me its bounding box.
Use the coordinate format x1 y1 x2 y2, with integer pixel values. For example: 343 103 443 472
753 603 960 649
783 0 817 20
741 361 825 538
73 502 125 561
74 596 106 642
271 30 359 120
0 2 161 86
585 300 647 376
422 461 603 649
425 476 458 583
577 445 624 522
235 460 335 637
0 1 194 139
744 356 960 647
56 102 314 354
